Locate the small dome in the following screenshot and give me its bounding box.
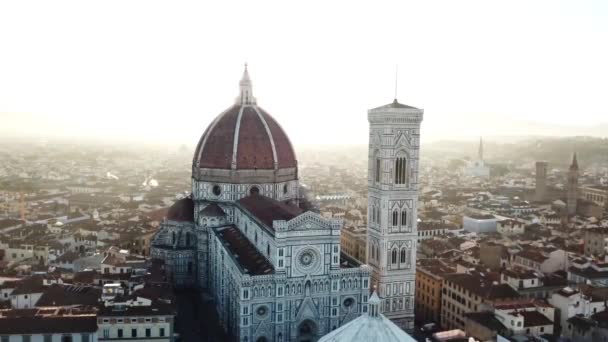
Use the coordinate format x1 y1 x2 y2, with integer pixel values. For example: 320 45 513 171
318 292 416 342
167 197 194 222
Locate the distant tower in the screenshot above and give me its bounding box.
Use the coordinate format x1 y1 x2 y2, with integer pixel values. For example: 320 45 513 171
567 153 579 216
367 97 423 331
478 136 484 161
535 161 548 202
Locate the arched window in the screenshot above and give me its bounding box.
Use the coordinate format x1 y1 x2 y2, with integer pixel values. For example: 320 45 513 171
376 207 380 224
255 231 258 243
186 232 191 246
394 157 407 185
266 244 270 256
371 206 376 224
375 158 381 183
392 211 398 227
401 211 407 228
391 249 397 264
172 231 176 245
250 186 260 196
376 244 380 260
400 249 406 263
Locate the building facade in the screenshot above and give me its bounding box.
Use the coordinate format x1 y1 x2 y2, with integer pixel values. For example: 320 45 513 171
151 67 371 342
366 98 423 330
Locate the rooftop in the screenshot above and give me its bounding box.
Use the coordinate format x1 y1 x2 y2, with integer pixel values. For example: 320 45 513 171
214 225 274 276
237 194 303 230
0 307 97 334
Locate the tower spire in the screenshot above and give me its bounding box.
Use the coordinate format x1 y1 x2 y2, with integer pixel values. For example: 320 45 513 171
236 63 256 105
394 64 398 102
570 152 579 171
478 137 484 161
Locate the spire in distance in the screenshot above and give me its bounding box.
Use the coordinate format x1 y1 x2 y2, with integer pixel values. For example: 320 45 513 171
237 63 256 105
570 152 579 171
478 137 484 161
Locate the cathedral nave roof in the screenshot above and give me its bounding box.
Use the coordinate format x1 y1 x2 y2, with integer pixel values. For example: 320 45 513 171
214 225 274 276
237 194 303 230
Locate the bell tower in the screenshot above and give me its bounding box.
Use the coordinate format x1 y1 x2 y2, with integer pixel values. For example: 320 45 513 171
366 98 423 330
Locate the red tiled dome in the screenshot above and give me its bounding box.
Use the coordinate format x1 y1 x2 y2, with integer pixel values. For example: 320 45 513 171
194 66 297 171
193 104 297 170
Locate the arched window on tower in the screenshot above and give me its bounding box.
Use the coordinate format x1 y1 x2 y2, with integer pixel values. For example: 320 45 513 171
401 210 407 229
400 248 406 264
392 211 398 227
394 157 407 185
375 158 381 183
391 249 397 264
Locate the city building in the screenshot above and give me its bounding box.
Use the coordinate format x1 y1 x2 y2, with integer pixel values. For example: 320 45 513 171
441 272 520 330
0 307 98 342
415 261 455 326
97 284 176 342
583 228 608 257
151 67 372 341
340 225 367 262
463 214 497 234
366 97 423 330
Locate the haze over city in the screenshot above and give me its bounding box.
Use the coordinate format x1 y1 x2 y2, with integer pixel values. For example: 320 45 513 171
2 2 608 342
1 0 608 145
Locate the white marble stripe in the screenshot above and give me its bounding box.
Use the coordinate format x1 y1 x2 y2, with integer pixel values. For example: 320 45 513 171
231 105 246 169
253 106 278 169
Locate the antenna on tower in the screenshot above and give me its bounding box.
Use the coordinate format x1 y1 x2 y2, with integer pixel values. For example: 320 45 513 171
394 64 398 101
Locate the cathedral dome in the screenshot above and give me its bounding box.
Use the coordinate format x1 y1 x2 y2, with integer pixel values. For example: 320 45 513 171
166 197 194 222
193 65 297 171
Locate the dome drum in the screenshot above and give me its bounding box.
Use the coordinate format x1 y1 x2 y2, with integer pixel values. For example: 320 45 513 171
192 179 299 203
192 165 298 184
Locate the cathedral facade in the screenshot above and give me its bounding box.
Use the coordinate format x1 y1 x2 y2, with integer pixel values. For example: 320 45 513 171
151 67 371 342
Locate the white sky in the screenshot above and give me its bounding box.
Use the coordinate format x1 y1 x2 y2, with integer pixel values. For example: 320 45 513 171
1 0 607 146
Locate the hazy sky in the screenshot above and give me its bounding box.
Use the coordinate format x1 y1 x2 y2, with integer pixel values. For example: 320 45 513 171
1 0 607 146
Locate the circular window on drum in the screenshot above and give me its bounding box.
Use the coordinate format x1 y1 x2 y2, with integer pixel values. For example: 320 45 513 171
212 185 221 196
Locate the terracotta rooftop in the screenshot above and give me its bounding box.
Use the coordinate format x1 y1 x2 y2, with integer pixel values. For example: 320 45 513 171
0 307 98 334
237 194 303 230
